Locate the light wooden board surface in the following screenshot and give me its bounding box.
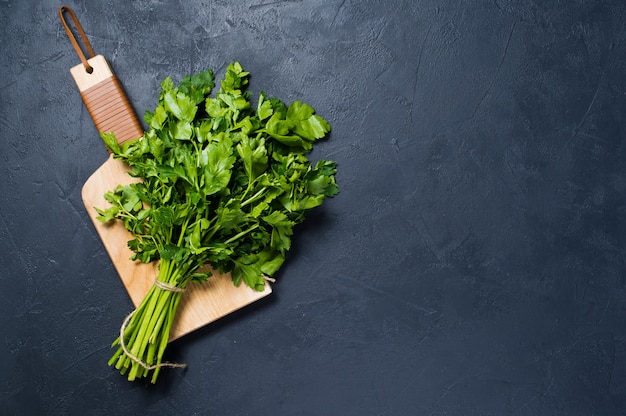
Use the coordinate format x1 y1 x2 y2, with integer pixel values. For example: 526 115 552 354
70 55 114 90
81 156 272 341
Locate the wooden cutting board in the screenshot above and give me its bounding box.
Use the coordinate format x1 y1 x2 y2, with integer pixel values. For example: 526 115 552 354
82 156 272 342
73 55 271 342
59 5 271 344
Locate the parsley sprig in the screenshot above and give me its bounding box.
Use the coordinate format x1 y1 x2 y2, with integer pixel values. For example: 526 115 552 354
98 62 338 383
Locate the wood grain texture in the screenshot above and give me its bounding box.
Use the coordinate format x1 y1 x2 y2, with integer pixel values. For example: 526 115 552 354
81 156 272 341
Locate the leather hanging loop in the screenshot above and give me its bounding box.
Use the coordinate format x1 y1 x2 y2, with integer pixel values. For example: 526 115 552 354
58 6 96 73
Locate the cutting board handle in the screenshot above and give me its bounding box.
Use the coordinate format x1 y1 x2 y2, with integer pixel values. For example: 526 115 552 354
59 6 143 149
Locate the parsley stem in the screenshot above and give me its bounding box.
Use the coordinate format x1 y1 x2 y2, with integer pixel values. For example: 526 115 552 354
111 257 191 382
224 223 259 244
241 187 266 207
177 217 190 246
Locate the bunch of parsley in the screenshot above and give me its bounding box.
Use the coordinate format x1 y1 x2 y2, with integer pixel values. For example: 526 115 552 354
97 62 338 383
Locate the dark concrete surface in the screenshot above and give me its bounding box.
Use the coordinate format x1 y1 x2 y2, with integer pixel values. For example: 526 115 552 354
2 0 626 414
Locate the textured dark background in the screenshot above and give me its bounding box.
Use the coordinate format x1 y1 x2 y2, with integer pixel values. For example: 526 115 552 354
2 0 626 414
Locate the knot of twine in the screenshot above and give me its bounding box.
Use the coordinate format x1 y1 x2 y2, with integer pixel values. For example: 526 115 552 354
118 279 187 372
262 274 276 283
153 279 186 293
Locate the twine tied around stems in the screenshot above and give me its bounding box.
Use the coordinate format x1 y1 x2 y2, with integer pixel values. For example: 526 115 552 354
118 279 188 371
262 274 276 283
153 279 186 293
